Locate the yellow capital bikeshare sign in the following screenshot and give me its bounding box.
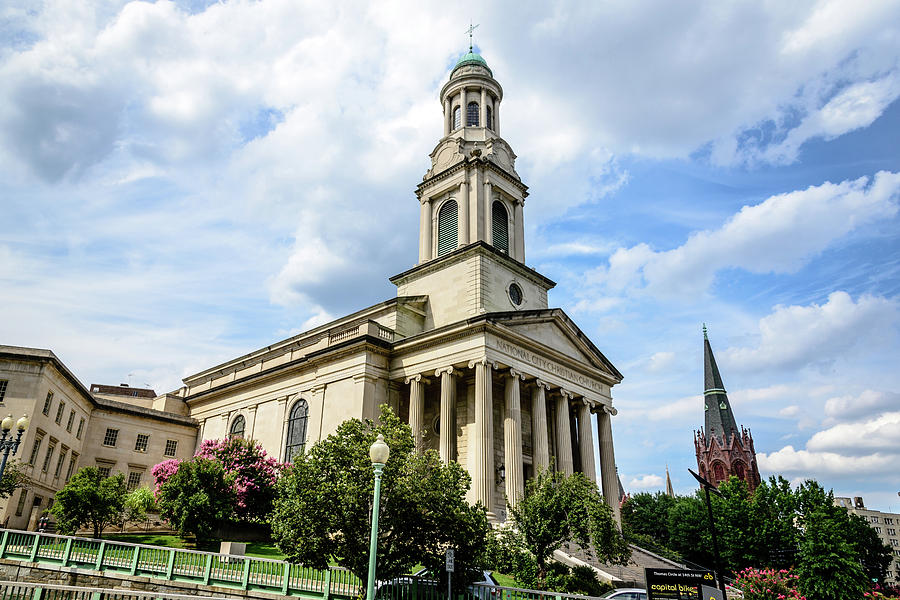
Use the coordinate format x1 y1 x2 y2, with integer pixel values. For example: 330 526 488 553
644 568 718 600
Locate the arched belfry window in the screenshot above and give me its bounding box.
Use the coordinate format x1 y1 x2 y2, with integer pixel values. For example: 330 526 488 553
453 106 461 130
437 199 458 257
467 102 479 126
486 106 493 130
229 415 245 439
491 200 509 254
284 399 309 462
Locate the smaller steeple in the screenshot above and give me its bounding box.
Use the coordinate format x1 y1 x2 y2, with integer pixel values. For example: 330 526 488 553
703 325 738 445
665 465 674 497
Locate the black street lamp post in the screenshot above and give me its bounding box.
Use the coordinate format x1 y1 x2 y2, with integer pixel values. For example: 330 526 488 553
0 414 30 482
689 468 728 600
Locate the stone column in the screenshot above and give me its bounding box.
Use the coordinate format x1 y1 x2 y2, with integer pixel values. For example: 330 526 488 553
247 406 258 441
469 359 496 519
503 369 525 508
444 97 451 136
577 399 597 484
495 98 500 135
531 380 551 473
514 201 525 261
419 199 433 263
480 87 487 128
436 367 457 463
597 405 621 524
484 180 493 245
406 374 425 454
310 384 327 444
459 88 466 126
554 390 574 475
459 180 470 245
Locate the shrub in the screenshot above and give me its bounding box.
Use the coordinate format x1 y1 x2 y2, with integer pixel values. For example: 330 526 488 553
734 567 803 600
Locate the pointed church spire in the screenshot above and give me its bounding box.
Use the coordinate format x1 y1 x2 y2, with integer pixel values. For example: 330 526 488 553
665 465 674 497
703 326 739 445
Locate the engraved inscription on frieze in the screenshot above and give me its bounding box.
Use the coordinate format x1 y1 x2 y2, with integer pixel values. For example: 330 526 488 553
493 338 605 393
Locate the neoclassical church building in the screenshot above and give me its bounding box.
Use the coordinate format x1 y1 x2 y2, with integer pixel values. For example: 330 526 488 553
183 49 626 523
0 49 626 528
694 326 761 491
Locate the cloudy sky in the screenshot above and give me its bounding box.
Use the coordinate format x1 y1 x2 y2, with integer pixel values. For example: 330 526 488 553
2 1 899 511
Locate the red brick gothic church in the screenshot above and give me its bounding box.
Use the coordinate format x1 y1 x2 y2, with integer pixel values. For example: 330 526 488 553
694 326 761 490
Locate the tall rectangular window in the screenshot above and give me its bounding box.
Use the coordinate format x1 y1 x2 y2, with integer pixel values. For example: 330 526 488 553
103 428 119 447
54 448 68 478
164 440 178 457
42 392 53 416
76 417 85 440
28 436 43 466
41 442 56 473
134 434 149 453
97 466 111 478
0 380 8 403
66 453 79 482
66 410 75 433
55 401 65 425
127 472 142 491
15 490 28 516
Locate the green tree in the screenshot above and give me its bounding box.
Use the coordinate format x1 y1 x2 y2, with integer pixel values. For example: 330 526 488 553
156 458 236 543
666 493 712 567
0 460 29 499
846 512 893 584
504 468 629 589
797 504 867 600
622 491 676 545
123 486 157 527
271 406 490 586
50 467 126 538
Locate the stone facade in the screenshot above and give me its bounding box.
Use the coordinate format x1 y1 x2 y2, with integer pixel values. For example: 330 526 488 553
0 49 626 528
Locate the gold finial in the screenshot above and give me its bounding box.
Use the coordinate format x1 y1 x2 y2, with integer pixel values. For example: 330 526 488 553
466 22 480 53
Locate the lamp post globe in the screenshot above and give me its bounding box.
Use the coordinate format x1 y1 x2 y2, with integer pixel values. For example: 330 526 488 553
16 415 29 432
366 433 390 600
0 413 29 482
1 415 13 432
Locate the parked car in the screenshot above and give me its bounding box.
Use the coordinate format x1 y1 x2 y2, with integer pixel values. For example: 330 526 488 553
600 589 648 600
376 569 499 600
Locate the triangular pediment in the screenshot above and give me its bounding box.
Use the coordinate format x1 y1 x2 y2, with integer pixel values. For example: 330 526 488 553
487 309 623 382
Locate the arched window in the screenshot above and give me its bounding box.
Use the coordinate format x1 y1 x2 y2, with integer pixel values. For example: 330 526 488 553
713 462 726 482
733 461 746 480
491 200 509 254
467 102 479 126
229 415 245 439
284 399 309 462
452 106 461 130
436 199 458 257
486 106 493 130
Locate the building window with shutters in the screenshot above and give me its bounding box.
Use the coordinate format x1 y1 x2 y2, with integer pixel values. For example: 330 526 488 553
42 441 56 473
127 471 143 491
284 399 309 463
467 102 479 126
453 106 461 130
28 436 43 466
66 410 75 433
97 466 111 478
230 415 246 439
15 490 28 516
486 106 493 130
55 401 65 425
491 200 509 254
66 453 79 482
436 199 459 257
103 428 119 447
42 392 53 416
54 447 68 478
0 380 8 403
76 417 85 440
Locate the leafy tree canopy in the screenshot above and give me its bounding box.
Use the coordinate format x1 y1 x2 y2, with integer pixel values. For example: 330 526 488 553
0 460 29 499
271 405 490 587
504 468 629 589
155 458 236 543
50 467 126 538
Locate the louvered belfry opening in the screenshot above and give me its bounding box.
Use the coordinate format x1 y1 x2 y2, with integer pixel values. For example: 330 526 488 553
467 102 479 126
437 199 459 256
492 200 509 253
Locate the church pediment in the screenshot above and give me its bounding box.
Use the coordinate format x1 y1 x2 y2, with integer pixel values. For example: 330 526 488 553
486 309 623 384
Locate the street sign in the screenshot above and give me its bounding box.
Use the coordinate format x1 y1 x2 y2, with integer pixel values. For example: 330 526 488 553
645 568 716 600
445 549 455 573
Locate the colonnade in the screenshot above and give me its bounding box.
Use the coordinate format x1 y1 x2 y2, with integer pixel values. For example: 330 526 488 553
403 359 620 523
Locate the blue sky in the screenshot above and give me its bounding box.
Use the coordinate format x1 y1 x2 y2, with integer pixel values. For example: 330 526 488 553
1 1 899 511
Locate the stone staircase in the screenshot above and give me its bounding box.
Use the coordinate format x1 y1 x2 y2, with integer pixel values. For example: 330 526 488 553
559 542 685 587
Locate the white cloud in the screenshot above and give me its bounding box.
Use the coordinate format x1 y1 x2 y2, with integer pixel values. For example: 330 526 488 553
589 172 900 299
723 292 899 371
628 474 664 489
758 445 898 477
823 389 900 423
646 352 676 373
807 411 900 455
779 405 801 417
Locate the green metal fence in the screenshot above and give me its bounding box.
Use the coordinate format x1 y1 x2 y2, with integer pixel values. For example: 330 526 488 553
0 529 360 598
0 580 231 600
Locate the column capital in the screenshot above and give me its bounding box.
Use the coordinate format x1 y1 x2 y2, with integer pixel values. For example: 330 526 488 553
507 368 526 380
468 358 497 370
596 404 618 416
405 373 429 385
533 378 551 390
247 405 258 414
309 383 327 395
435 366 460 377
559 389 575 400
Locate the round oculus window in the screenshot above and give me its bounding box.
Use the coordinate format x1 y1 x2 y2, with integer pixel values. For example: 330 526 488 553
508 283 523 306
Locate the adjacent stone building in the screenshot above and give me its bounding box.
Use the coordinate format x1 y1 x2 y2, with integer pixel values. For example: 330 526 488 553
835 496 900 585
694 326 760 491
0 48 626 527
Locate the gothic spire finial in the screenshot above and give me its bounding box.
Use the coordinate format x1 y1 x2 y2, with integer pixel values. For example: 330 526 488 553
702 322 708 340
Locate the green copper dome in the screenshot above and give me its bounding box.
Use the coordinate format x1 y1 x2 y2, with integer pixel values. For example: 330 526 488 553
452 51 492 77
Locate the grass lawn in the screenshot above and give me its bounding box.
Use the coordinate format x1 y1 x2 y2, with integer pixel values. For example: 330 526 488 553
103 533 288 560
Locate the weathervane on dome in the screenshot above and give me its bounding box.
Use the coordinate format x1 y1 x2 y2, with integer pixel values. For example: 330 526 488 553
466 22 479 52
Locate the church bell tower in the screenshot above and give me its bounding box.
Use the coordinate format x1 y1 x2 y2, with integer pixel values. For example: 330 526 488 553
392 47 554 330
